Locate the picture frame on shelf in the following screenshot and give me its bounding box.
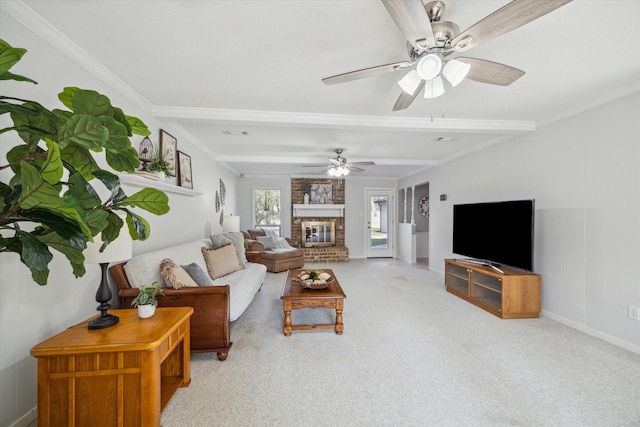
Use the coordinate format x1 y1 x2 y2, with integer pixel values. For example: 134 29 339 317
310 183 332 204
177 151 193 189
159 129 177 176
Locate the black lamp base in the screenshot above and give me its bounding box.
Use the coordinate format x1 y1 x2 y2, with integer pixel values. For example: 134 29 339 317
88 312 120 330
88 262 119 330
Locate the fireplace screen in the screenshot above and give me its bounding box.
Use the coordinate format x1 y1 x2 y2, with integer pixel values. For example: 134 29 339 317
302 221 335 247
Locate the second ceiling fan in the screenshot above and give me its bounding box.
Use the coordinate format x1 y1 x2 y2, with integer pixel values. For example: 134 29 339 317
322 0 573 111
303 149 375 177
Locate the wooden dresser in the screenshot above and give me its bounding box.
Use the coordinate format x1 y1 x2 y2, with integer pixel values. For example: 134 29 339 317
31 307 193 427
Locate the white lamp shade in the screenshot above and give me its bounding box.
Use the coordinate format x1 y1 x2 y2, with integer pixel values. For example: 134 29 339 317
443 59 471 87
84 232 132 264
416 54 442 81
397 69 422 95
222 215 240 232
424 76 445 99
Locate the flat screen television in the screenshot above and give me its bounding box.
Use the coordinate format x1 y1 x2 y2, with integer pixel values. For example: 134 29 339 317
452 199 535 271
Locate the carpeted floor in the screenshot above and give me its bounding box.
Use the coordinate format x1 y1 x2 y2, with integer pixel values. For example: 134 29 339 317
161 259 640 426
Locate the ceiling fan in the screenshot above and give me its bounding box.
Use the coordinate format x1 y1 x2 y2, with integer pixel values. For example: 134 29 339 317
322 0 573 111
302 149 375 177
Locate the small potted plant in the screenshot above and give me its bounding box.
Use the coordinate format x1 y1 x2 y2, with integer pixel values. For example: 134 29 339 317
148 150 173 180
131 282 165 318
301 179 312 204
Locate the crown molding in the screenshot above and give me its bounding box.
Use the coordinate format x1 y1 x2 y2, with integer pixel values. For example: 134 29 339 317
152 106 535 134
1 1 154 114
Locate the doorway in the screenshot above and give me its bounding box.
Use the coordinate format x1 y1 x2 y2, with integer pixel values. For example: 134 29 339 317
365 189 395 258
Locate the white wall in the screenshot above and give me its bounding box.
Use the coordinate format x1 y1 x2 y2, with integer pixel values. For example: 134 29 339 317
399 92 640 353
0 13 236 426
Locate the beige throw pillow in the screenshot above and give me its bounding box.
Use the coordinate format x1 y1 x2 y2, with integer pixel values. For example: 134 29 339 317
160 258 199 289
201 243 244 280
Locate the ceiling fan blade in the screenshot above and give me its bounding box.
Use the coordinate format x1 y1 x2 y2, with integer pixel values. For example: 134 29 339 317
393 80 425 111
457 57 525 86
301 164 329 167
381 0 436 51
349 161 376 166
450 0 573 52
347 166 365 172
322 61 412 85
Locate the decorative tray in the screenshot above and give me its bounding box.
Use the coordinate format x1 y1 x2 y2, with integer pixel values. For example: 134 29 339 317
292 270 333 289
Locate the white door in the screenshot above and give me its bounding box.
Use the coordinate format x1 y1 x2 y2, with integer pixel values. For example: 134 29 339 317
365 189 394 258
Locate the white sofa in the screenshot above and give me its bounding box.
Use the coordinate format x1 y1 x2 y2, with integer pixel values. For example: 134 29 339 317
111 237 267 360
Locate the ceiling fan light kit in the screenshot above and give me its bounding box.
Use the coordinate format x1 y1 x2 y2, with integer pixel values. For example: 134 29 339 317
398 69 422 95
322 0 573 110
423 76 445 99
442 59 471 87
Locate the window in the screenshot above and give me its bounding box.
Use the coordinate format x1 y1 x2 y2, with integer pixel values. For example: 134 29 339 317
253 188 281 236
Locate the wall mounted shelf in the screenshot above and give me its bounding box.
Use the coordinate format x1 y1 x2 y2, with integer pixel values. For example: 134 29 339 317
118 173 203 196
293 204 345 217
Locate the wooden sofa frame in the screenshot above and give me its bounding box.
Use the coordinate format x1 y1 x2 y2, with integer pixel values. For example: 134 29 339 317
110 262 232 361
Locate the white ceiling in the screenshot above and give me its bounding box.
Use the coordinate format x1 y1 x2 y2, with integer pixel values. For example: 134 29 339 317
14 0 640 178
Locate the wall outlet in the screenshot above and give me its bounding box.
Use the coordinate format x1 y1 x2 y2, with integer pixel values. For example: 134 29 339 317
628 305 640 321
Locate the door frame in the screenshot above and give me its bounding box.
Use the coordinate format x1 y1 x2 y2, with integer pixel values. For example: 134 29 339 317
364 188 395 258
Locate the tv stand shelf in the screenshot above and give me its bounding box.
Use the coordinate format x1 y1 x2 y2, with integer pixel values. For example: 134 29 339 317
445 259 541 319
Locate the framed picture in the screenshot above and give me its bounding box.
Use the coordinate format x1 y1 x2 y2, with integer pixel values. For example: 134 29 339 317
310 183 332 204
159 129 177 176
177 151 193 189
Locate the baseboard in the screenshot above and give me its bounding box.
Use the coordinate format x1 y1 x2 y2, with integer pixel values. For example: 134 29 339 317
9 408 37 427
541 310 640 355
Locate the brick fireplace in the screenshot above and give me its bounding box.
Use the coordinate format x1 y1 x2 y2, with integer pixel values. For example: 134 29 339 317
291 178 349 263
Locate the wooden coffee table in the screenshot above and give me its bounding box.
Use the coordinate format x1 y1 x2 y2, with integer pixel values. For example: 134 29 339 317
280 268 346 336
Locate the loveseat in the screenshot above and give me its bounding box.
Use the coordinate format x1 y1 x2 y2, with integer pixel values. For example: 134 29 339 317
243 228 305 272
110 234 267 361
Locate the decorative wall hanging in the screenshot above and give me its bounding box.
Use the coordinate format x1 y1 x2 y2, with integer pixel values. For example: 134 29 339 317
419 194 429 218
219 209 224 226
310 183 332 204
177 151 192 189
219 179 226 206
215 190 220 212
159 129 177 176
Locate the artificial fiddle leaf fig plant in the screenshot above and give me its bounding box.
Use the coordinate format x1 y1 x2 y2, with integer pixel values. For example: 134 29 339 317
0 39 170 285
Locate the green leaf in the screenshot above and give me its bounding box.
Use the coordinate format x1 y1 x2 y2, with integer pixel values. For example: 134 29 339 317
58 87 79 110
70 262 86 278
31 269 49 286
19 210 87 248
66 172 101 209
0 71 37 84
126 115 150 136
120 188 170 215
84 208 111 236
100 116 131 151
72 89 112 116
10 101 58 148
18 231 53 272
38 231 86 264
113 107 132 135
41 140 63 184
0 40 27 74
126 210 150 240
58 114 108 150
102 212 125 243
60 144 99 179
18 162 64 210
105 146 140 172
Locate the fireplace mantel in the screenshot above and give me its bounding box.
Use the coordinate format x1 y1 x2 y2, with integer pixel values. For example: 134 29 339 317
293 204 345 217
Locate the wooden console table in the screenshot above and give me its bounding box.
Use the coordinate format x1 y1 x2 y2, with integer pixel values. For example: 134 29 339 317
31 307 193 427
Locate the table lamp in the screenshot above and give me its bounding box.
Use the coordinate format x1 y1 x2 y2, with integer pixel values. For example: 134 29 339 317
222 215 240 233
83 232 133 330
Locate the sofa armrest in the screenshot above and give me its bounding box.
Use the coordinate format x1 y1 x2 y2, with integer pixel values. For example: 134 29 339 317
246 239 265 252
285 237 297 247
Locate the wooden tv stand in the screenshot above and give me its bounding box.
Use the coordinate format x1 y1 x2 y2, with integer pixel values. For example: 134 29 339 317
445 259 541 319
